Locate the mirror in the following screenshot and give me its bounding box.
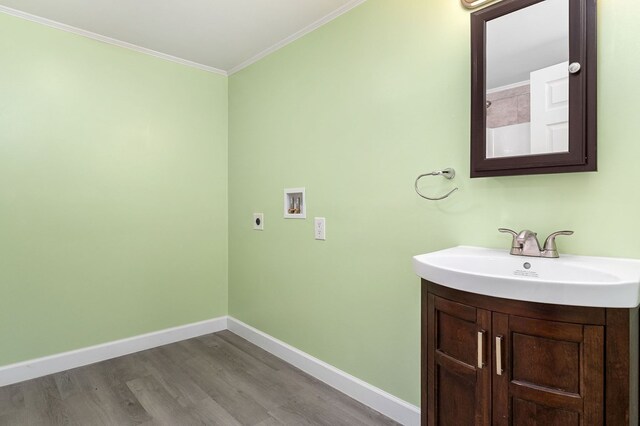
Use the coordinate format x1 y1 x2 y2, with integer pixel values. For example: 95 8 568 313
470 0 596 177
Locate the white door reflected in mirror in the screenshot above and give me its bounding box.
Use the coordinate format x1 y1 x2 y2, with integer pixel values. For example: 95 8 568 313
485 0 569 159
530 61 569 154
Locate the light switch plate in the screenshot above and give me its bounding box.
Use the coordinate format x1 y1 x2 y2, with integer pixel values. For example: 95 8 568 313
253 213 264 230
314 217 326 240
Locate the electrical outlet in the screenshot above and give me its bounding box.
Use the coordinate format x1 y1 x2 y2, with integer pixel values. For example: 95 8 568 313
253 213 264 230
314 217 326 240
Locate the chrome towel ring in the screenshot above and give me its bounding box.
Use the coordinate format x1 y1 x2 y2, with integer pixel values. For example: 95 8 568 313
414 168 458 201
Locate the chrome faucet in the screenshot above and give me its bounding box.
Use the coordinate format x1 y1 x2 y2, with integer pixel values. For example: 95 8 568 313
499 228 574 258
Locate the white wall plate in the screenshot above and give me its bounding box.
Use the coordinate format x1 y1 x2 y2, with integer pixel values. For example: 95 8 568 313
253 213 264 230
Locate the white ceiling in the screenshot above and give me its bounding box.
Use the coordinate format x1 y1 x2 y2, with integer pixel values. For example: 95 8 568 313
0 0 365 75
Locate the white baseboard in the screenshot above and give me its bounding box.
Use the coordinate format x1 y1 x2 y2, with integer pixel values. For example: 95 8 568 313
0 316 228 387
227 317 420 426
0 316 420 425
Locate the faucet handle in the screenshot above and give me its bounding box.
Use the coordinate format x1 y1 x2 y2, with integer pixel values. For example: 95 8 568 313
498 228 517 240
543 230 574 257
498 228 521 254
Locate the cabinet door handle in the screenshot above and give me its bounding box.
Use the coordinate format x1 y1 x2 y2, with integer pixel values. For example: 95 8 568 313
496 335 504 376
477 330 485 368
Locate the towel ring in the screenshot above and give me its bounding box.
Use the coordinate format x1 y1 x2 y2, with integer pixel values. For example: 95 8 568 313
414 168 458 201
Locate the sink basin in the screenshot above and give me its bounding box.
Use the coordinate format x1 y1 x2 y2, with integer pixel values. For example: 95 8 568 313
413 246 640 308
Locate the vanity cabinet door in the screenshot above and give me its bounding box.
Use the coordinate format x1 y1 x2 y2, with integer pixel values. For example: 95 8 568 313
424 294 491 425
492 313 604 426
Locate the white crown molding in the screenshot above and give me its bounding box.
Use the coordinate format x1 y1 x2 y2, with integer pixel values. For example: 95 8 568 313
228 317 420 426
0 317 228 387
0 5 228 76
227 0 367 75
1 1 368 77
486 80 530 94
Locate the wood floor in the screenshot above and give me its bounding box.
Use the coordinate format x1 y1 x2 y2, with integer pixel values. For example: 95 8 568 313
0 330 399 426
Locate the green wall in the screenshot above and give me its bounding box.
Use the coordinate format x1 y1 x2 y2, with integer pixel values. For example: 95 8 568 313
0 14 228 366
3 0 639 410
229 0 640 405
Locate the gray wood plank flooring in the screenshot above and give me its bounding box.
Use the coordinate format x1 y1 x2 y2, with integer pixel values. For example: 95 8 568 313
0 331 400 426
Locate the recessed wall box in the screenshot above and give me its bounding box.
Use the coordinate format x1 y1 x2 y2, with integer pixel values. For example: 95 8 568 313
284 188 306 219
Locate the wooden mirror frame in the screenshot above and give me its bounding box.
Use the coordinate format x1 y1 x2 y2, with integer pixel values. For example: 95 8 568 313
470 0 596 178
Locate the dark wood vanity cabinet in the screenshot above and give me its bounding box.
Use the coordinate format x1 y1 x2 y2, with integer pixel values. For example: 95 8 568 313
425 294 492 425
422 280 638 425
491 312 603 425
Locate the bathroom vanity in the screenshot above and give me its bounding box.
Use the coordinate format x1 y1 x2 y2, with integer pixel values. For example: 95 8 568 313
413 246 640 425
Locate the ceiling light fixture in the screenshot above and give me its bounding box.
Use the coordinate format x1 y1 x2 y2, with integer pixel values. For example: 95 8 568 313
461 0 500 9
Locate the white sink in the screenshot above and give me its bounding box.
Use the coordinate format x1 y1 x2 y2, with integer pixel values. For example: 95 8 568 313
413 246 640 308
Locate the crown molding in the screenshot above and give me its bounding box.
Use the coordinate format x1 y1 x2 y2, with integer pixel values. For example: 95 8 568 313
1 0 368 77
0 5 228 76
227 0 367 75
486 80 530 94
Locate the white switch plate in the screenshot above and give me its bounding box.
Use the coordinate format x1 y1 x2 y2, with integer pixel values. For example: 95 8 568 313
253 213 264 230
314 217 326 240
